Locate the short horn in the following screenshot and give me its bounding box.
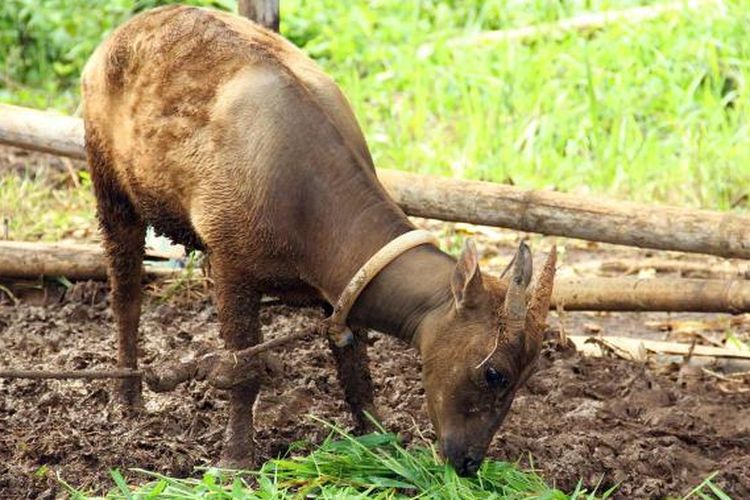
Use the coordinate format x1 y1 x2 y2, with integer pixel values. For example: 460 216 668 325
524 246 557 361
503 241 533 335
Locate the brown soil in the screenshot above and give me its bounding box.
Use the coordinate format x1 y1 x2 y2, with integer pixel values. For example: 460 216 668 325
1 290 748 499
1 145 749 498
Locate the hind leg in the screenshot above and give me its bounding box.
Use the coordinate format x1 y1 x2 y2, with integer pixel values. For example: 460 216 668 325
212 262 262 468
87 131 146 406
104 217 146 406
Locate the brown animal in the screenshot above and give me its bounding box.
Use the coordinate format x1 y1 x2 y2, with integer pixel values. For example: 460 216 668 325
81 5 556 475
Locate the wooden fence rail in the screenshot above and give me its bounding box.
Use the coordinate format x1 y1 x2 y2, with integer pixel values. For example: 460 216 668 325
1 103 749 259
2 241 750 313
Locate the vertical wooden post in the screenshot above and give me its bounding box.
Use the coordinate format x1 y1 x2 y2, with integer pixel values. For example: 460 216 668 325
238 0 280 32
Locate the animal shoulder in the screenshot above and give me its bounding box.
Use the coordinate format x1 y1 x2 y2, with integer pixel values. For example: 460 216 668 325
83 5 372 173
98 6 330 98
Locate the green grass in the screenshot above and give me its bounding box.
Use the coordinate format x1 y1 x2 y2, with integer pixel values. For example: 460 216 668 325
1 0 749 212
0 0 234 109
682 472 734 500
284 0 749 209
63 421 616 499
59 421 734 499
0 166 95 241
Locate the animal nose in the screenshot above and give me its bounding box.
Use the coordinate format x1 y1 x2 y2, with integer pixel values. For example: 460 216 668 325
441 438 484 476
457 455 482 477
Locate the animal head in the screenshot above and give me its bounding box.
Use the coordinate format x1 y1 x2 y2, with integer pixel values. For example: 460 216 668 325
417 239 556 476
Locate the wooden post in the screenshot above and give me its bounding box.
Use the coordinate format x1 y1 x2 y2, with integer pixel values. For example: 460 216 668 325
238 0 279 32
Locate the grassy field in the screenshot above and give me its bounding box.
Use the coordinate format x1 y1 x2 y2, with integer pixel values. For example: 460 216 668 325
0 1 744 497
2 0 749 213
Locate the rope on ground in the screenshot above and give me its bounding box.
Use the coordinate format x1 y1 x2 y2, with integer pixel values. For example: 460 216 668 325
0 321 324 391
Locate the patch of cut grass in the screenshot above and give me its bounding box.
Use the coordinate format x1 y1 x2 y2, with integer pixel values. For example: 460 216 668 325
63 421 616 499
681 471 734 500
60 420 734 499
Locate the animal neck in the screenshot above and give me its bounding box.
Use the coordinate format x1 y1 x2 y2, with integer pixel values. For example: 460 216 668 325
288 142 455 343
347 244 455 344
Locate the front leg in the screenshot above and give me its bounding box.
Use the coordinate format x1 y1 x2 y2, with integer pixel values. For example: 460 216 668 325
212 265 262 469
328 328 380 432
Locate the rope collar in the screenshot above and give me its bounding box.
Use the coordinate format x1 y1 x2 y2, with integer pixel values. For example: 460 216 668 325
327 229 440 346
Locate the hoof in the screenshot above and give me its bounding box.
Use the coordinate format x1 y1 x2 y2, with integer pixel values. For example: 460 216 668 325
116 378 143 408
113 397 144 419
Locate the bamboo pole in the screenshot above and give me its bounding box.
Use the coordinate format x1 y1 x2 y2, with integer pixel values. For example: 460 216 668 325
2 241 750 312
1 104 749 259
0 241 176 280
589 258 750 278
450 0 719 47
0 104 84 159
378 170 750 259
0 241 108 280
553 276 750 313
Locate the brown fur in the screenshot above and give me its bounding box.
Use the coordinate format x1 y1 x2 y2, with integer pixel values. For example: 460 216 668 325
81 6 556 473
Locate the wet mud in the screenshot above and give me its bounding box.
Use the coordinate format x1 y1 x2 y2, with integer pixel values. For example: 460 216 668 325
1 291 748 498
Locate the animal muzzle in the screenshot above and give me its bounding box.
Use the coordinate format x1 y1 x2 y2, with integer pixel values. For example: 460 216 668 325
440 437 485 476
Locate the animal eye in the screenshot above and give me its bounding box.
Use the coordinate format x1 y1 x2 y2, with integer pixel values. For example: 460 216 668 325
485 367 509 389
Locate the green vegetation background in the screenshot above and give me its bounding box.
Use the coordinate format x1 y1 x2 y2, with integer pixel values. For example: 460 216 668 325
1 0 748 211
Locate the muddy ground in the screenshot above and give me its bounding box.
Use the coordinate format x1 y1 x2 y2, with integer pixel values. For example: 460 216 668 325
1 146 750 498
1 281 749 499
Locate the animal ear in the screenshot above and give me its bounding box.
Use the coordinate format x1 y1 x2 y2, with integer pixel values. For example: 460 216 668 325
503 241 533 335
451 239 484 309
